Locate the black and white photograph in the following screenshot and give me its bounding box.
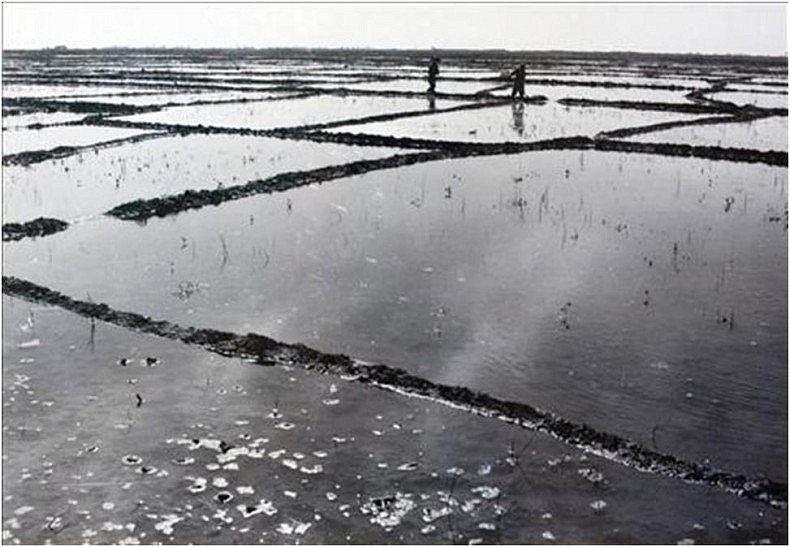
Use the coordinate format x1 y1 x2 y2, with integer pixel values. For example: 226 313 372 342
1 2 787 544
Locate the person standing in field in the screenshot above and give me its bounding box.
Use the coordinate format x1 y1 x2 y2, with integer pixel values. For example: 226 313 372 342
427 57 440 94
510 63 526 100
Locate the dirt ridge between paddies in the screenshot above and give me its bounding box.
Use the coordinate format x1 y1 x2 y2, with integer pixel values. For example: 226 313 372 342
2 275 787 509
4 139 785 243
2 131 170 168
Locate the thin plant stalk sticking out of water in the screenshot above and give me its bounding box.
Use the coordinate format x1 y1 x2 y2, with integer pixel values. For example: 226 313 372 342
218 233 230 270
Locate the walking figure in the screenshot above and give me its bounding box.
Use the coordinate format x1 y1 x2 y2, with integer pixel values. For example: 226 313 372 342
427 57 440 94
510 63 526 100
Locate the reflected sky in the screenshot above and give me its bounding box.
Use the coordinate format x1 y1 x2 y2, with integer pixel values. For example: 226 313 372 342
4 150 786 480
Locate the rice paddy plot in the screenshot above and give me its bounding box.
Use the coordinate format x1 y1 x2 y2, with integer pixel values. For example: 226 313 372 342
708 90 789 109
6 150 786 482
522 73 711 89
2 111 89 129
489 84 692 103
52 90 294 107
118 94 467 130
2 84 180 98
2 133 400 222
3 295 783 544
324 79 498 95
624 115 788 152
326 103 708 143
2 125 152 156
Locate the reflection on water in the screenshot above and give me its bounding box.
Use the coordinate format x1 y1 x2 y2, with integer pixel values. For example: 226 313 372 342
4 150 787 483
326 103 708 143
510 102 525 137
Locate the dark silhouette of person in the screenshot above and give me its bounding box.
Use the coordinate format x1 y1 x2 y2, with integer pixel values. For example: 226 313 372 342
427 57 440 94
510 63 526 100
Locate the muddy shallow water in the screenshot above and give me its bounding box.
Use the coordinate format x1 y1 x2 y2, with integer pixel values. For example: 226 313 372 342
2 134 399 222
625 116 788 153
3 50 788 545
326 103 710 143
5 150 787 486
3 296 787 545
118 95 466 131
1 125 151 156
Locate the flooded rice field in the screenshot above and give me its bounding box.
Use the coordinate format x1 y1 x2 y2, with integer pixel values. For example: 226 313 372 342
625 116 788 153
2 49 788 544
326 104 713 143
2 134 399 222
118 95 466 131
2 125 152 156
707 90 789 110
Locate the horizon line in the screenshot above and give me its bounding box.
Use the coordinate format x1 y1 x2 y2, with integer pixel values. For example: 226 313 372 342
3 45 788 59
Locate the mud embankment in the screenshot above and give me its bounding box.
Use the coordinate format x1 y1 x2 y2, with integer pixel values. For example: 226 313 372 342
2 131 171 167
2 275 786 509
2 97 159 117
96 138 783 222
596 114 754 140
558 97 739 115
284 98 521 132
104 150 449 221
2 218 69 241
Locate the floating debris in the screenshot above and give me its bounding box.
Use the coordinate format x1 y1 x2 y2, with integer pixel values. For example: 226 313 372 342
237 499 277 518
212 477 229 488
590 499 607 511
276 519 311 535
214 491 234 504
578 467 605 484
300 464 323 475
154 514 182 536
185 476 207 494
236 486 254 495
326 492 338 502
362 493 416 528
313 450 328 459
283 491 297 499
135 466 159 475
446 466 465 476
478 522 497 531
281 459 299 470
422 506 453 523
471 486 500 500
397 461 419 471
421 524 437 535
121 455 142 466
322 399 340 406
477 463 492 476
542 531 557 541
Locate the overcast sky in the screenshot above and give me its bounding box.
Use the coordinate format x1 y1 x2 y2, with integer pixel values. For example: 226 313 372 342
3 3 787 56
